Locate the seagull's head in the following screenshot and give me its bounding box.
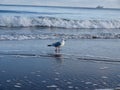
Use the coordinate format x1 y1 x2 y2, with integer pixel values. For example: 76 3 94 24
60 38 65 46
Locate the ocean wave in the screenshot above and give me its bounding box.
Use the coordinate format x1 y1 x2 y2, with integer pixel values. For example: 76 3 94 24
0 33 120 40
0 16 120 29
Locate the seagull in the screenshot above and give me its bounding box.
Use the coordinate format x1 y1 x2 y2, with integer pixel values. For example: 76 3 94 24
47 38 65 52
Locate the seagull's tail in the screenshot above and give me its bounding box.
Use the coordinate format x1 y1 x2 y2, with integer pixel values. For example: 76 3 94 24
47 45 52 46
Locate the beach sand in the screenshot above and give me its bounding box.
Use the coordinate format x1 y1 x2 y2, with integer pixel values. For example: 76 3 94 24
0 39 120 90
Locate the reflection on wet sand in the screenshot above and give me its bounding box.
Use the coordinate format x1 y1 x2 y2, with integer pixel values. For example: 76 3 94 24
47 53 64 64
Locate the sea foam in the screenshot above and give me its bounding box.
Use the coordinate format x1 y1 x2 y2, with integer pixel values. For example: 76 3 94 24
0 16 120 29
0 33 120 40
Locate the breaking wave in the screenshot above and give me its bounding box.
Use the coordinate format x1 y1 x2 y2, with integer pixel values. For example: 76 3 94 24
0 16 120 29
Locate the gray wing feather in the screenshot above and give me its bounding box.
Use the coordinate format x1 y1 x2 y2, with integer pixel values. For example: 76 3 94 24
52 42 61 47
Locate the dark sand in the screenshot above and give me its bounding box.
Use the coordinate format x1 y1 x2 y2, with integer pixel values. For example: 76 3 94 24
0 39 120 90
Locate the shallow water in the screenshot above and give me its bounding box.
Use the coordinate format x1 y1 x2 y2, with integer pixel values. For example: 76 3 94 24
0 39 120 90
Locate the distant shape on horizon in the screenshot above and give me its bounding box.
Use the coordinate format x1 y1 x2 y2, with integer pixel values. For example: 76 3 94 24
96 5 104 9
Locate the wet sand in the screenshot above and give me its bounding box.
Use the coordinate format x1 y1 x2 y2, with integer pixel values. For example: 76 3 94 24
0 39 120 90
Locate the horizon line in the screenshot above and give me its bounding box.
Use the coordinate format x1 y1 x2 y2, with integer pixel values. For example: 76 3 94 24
0 4 120 10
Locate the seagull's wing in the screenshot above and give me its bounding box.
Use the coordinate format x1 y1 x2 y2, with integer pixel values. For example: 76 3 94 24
52 42 61 47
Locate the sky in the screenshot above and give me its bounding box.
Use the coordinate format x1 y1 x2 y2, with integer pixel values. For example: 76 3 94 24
0 0 120 8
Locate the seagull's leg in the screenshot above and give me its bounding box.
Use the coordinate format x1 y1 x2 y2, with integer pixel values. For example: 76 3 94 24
57 47 60 53
58 47 60 53
55 47 58 53
55 47 57 52
56 47 61 53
